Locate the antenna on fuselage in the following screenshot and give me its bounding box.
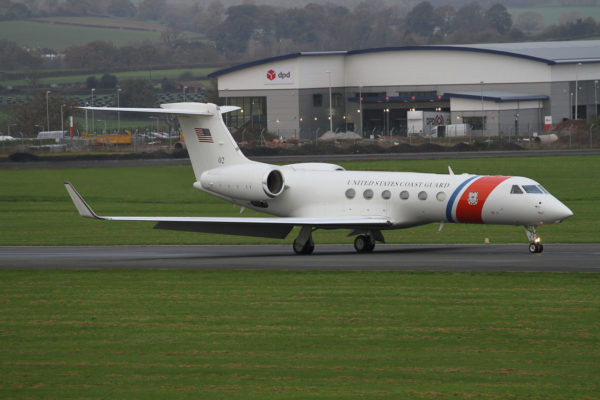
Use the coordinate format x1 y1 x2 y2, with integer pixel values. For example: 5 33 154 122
448 166 454 175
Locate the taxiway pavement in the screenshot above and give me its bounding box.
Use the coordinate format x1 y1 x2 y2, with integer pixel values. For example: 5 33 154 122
1 244 598 272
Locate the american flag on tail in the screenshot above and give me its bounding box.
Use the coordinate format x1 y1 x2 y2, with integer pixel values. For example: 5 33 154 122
195 128 213 143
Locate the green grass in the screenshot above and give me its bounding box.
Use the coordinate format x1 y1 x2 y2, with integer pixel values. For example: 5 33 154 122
0 20 162 50
0 155 598 246
0 270 598 398
2 68 215 87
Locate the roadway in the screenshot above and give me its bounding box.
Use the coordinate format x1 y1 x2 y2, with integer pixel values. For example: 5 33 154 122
1 244 599 272
2 148 599 169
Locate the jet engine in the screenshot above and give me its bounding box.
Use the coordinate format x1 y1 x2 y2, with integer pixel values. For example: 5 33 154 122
199 163 285 201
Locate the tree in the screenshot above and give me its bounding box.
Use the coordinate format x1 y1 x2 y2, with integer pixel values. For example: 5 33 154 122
64 41 117 71
100 73 117 89
514 11 544 33
8 92 78 138
406 2 439 37
137 0 166 21
86 75 98 89
484 4 512 35
119 80 156 108
107 0 136 17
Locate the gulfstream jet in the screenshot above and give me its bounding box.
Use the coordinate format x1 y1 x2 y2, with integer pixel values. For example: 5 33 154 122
65 102 573 254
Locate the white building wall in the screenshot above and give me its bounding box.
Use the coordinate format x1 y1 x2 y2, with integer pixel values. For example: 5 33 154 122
345 51 552 86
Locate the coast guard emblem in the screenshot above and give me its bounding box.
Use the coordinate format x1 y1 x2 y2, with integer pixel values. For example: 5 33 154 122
467 191 478 206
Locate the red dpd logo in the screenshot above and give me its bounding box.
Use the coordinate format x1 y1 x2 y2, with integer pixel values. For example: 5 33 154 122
266 69 276 80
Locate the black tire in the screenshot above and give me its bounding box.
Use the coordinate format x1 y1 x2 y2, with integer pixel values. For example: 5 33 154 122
537 244 544 253
293 238 314 255
529 243 537 253
354 235 367 253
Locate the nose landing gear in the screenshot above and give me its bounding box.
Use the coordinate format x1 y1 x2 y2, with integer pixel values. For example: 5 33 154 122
524 225 544 253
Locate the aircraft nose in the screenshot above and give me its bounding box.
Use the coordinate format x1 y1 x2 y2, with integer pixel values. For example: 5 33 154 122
547 200 573 223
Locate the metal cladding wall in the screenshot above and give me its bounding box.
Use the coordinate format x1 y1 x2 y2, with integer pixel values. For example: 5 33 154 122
212 42 600 138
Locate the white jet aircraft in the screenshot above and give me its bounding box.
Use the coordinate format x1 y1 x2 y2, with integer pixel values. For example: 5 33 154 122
65 102 573 254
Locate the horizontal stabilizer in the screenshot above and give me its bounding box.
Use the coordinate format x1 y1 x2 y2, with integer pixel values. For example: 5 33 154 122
80 102 240 116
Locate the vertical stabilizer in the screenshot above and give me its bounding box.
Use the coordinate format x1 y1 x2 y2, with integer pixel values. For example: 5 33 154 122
162 103 250 181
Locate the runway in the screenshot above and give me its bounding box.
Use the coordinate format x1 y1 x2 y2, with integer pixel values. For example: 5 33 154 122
1 244 599 272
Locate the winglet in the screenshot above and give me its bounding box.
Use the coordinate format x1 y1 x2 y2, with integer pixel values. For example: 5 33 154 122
64 182 102 219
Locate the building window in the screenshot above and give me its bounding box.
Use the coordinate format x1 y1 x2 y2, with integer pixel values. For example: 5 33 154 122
333 93 343 108
313 94 323 107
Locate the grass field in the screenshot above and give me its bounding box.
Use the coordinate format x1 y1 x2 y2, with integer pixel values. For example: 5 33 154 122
0 20 162 50
0 155 598 246
2 67 215 87
0 270 598 398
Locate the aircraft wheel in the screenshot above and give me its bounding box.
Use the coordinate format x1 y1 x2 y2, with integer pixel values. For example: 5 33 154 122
529 243 543 253
293 238 314 255
354 235 375 253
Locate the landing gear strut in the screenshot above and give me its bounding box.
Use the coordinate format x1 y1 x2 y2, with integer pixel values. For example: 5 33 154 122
293 226 314 255
354 235 376 253
524 226 543 253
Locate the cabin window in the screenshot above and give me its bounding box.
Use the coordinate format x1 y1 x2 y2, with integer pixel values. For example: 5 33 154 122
436 192 446 202
363 189 374 199
523 185 543 194
418 191 428 200
400 190 409 200
381 190 391 199
510 185 523 194
345 188 356 199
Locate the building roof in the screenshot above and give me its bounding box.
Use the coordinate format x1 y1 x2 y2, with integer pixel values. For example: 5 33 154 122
208 40 600 78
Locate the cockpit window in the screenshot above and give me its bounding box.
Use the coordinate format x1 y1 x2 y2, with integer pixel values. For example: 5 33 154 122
510 185 523 194
523 185 543 194
538 185 549 194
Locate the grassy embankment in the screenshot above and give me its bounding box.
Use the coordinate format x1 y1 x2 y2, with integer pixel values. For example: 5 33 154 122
0 270 598 398
0 155 598 246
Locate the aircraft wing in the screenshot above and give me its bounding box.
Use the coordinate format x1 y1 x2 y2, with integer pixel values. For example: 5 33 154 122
81 105 241 115
65 182 392 239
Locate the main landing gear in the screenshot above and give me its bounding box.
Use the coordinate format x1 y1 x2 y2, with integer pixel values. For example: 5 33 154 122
524 225 544 253
354 235 375 253
293 226 315 255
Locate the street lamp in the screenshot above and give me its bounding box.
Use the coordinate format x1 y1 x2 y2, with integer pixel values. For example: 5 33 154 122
595 80 598 119
359 86 363 137
60 104 66 135
45 90 51 132
326 71 332 133
91 88 96 133
575 62 581 120
480 80 485 133
117 87 122 132
183 86 187 102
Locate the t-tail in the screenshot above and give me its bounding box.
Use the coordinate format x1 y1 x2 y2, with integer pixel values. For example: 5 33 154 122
83 102 248 181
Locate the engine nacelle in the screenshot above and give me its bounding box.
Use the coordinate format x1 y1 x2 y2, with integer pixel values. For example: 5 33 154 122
199 163 285 201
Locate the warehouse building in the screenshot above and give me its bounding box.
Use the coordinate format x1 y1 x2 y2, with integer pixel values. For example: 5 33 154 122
209 40 600 139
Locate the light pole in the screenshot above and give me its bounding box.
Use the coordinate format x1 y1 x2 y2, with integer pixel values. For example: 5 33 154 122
326 71 332 133
595 80 598 119
480 80 484 134
359 86 363 137
575 62 581 120
91 88 96 133
45 90 51 132
117 87 121 132
183 86 187 102
60 104 66 135
570 92 573 119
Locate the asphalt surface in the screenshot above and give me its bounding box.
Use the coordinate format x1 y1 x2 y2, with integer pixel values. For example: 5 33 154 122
1 244 598 272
